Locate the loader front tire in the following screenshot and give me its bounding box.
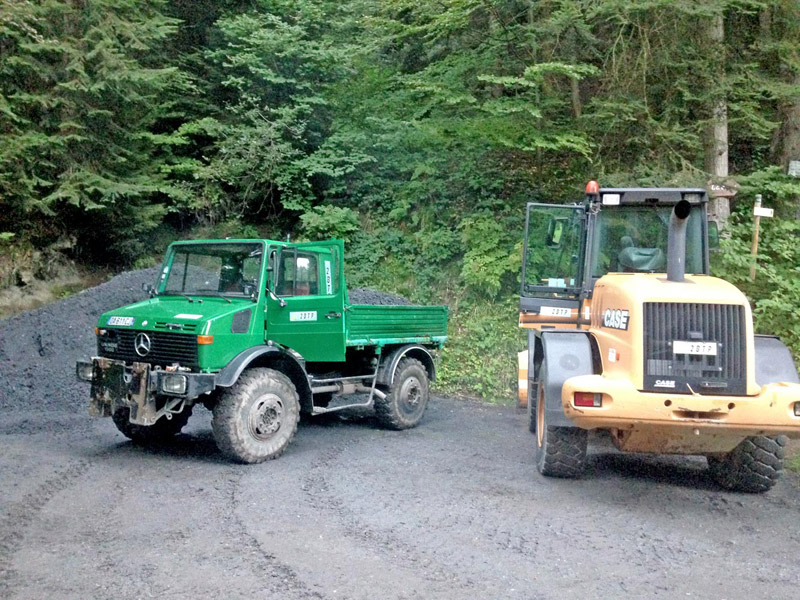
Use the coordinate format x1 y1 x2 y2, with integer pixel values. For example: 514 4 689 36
707 435 786 493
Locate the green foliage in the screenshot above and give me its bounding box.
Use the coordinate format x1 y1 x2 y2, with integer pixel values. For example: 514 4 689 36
0 0 184 263
437 297 524 401
2 0 800 401
300 205 360 241
789 452 800 474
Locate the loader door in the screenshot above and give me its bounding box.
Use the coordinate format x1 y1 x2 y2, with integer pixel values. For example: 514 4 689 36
520 203 586 328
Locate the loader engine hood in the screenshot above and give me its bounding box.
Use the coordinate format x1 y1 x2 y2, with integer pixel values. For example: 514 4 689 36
591 273 758 396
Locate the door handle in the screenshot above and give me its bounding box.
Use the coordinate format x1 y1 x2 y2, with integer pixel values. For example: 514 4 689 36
325 312 342 319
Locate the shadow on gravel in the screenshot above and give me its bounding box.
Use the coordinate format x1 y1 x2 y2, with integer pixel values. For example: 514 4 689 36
300 411 380 429
586 452 721 491
97 431 232 465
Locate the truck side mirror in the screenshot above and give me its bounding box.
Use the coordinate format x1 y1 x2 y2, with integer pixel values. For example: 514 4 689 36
708 221 720 251
546 217 567 248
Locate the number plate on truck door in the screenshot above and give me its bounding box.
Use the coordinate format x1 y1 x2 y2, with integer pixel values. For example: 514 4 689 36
672 341 717 356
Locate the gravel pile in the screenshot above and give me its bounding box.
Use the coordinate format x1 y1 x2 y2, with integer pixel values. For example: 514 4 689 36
0 268 159 412
348 289 412 305
0 271 410 413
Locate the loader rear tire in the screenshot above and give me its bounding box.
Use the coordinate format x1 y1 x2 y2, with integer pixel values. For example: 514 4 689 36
707 435 786 493
527 381 537 434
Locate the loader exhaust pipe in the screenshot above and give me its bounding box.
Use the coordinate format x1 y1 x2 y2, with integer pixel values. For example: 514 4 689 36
667 200 692 282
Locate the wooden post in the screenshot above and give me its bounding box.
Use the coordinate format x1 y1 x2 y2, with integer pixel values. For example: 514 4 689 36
750 194 762 281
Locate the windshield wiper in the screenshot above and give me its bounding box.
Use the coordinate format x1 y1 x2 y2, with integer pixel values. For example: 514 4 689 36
195 290 232 303
161 292 202 303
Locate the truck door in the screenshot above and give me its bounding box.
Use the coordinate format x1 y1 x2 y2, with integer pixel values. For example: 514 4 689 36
519 203 587 329
265 241 346 362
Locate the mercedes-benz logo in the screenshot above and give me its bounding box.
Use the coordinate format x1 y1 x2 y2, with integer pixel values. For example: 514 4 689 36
134 333 152 357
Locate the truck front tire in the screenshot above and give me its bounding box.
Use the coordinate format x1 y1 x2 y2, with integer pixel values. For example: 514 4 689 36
375 357 430 430
112 405 192 444
212 368 300 463
707 435 786 493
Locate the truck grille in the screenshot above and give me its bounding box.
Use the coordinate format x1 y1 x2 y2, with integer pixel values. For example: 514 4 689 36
97 329 198 368
643 302 747 395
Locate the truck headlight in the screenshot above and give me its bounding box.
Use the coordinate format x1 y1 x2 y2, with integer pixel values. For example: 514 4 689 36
794 403 800 417
76 361 94 382
162 374 187 395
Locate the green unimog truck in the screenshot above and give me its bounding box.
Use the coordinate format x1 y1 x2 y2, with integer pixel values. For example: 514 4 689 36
76 239 448 463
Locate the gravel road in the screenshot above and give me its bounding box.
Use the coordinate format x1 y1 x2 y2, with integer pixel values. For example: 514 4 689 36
1 272 800 599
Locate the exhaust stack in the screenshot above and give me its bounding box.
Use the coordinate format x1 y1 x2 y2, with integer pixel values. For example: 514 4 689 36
667 200 692 282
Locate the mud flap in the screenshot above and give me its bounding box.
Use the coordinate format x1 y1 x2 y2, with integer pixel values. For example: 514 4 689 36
90 358 157 425
540 331 596 427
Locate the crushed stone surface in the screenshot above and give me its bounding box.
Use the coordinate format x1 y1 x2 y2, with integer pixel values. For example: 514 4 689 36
1 271 799 599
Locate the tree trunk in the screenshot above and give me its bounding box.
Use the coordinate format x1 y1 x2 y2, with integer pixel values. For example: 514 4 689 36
705 13 730 228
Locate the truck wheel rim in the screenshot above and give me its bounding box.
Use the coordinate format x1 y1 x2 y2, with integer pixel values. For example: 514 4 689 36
399 376 423 415
249 394 284 440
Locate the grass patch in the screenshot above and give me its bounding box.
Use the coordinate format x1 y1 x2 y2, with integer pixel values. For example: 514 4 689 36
788 453 800 474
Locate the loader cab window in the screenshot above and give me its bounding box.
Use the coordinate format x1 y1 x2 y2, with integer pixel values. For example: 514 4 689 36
589 204 706 278
521 204 585 298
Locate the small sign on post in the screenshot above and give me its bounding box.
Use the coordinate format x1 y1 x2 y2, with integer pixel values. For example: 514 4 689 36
750 194 774 281
753 206 774 218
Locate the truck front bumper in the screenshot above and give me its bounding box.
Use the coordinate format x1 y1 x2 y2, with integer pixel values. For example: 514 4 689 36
562 375 800 454
76 357 216 425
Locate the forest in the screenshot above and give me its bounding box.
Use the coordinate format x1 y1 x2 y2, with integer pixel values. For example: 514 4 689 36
1 0 799 400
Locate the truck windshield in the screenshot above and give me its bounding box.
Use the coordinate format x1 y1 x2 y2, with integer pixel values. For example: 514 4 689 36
589 205 705 278
161 243 263 298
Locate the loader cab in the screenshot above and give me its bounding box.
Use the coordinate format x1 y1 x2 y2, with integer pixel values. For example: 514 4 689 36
520 185 711 326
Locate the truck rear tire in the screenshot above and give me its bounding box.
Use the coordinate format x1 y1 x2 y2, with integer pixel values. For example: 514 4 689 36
707 435 786 493
112 405 192 444
212 368 300 463
534 365 587 478
375 357 430 430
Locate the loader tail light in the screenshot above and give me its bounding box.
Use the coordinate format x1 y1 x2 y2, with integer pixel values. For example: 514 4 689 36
574 392 602 408
197 335 214 345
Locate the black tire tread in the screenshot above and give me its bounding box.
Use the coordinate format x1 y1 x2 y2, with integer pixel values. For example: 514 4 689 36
212 368 299 464
537 426 588 478
708 435 786 493
374 357 430 430
527 381 537 434
112 405 192 444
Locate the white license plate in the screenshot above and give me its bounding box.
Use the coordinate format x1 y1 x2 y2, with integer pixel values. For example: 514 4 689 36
673 340 717 356
107 316 135 326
